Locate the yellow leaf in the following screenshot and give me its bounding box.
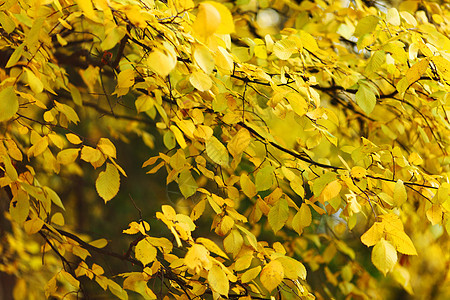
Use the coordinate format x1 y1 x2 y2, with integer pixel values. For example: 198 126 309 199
321 180 341 202
393 180 407 206
207 264 229 296
25 68 44 94
194 45 215 74
193 3 221 39
135 238 157 266
75 0 98 21
386 8 401 26
116 69 135 89
432 56 450 81
123 221 150 235
285 92 307 116
81 146 102 163
48 133 65 149
10 190 29 224
4 139 23 161
89 239 108 248
0 87 19 122
406 58 429 85
57 148 80 165
206 136 229 166
190 199 206 221
59 270 80 289
299 30 318 52
197 237 228 259
184 244 212 273
43 186 65 210
276 256 306 280
146 46 177 77
55 101 80 124
97 138 117 158
351 166 367 179
27 136 49 158
51 212 65 226
189 70 212 92
408 152 423 165
292 203 311 235
381 213 417 255
135 95 154 113
223 229 243 257
3 155 18 181
206 1 235 34
95 163 120 203
227 128 251 158
240 173 257 198
215 215 234 236
273 39 298 60
372 238 397 276
24 215 44 234
268 198 289 233
241 265 261 283
426 204 442 225
260 260 284 292
169 125 187 149
66 133 82 144
361 222 384 247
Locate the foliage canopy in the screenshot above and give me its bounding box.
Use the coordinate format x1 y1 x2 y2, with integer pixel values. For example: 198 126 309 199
1 0 450 299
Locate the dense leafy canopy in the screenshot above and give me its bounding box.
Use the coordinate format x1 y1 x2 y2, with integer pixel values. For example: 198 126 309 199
1 0 450 299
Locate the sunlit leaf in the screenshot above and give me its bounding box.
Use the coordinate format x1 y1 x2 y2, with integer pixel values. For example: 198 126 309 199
96 163 120 203
260 260 284 292
0 87 19 122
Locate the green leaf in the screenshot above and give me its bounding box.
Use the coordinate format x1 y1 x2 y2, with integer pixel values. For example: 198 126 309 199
0 87 19 122
355 84 376 115
268 197 289 233
96 163 120 203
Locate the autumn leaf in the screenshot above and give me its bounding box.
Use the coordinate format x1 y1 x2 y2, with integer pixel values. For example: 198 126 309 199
372 238 397 276
260 260 284 292
96 163 120 203
208 264 229 296
0 87 19 122
268 197 289 233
